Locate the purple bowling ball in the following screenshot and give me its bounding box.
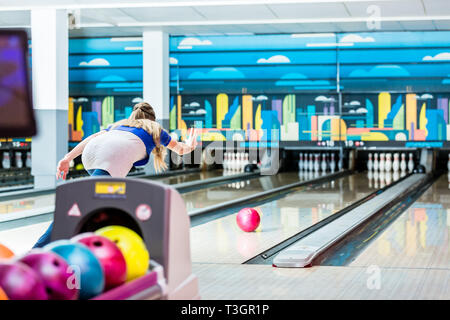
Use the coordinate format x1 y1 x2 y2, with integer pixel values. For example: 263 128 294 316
20 250 79 300
0 261 48 300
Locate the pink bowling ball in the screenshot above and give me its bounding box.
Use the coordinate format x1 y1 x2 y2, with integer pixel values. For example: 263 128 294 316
0 261 48 300
19 250 79 300
236 208 260 232
72 233 127 290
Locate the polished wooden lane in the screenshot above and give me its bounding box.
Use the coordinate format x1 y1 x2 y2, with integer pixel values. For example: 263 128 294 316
190 172 375 264
192 263 449 299
182 171 313 213
154 169 224 185
350 174 450 270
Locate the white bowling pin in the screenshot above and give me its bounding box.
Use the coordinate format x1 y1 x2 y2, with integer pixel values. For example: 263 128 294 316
26 152 31 168
408 153 414 173
379 171 385 188
321 153 327 172
392 153 400 172
298 153 303 171
379 153 385 172
400 153 407 172
314 154 320 172
367 153 373 171
243 153 249 170
230 153 236 171
393 170 400 182
15 152 23 168
2 152 10 169
373 171 379 188
330 153 336 172
373 153 379 171
368 170 373 188
309 154 314 172
223 153 228 171
385 171 392 185
385 153 392 172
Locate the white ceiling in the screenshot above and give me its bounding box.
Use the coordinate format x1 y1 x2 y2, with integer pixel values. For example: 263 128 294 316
0 0 449 37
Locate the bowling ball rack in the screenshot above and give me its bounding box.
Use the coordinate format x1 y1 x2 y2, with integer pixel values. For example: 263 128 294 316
51 177 199 300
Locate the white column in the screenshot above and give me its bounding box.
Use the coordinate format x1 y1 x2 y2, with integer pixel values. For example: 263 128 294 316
31 9 68 189
142 30 170 175
142 30 169 122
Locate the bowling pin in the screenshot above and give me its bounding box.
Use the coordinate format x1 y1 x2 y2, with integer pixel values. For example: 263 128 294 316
373 153 379 171
309 154 314 172
337 154 343 171
321 153 327 172
15 152 23 168
385 171 392 185
408 153 414 173
243 153 249 171
379 171 385 188
392 153 400 172
379 153 385 172
2 152 10 169
298 153 303 171
373 171 379 188
314 154 320 172
400 153 407 172
223 153 228 171
330 153 336 172
26 152 31 168
385 153 392 172
393 170 400 182
367 153 373 171
367 170 373 188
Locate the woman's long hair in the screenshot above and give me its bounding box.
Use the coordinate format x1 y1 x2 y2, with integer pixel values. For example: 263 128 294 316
110 102 168 172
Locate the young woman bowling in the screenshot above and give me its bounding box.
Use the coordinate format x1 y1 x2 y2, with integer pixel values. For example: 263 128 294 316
33 102 197 248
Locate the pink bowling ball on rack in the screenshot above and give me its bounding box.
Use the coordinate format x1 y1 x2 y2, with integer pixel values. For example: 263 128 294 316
236 208 260 232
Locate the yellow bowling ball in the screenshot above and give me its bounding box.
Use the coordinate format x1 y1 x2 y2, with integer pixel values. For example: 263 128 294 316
95 226 149 281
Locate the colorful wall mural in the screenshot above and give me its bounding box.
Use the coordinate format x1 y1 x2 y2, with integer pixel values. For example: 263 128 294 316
65 31 450 142
169 92 450 142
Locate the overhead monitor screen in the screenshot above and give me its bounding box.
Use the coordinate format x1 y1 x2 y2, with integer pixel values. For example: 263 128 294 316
0 30 36 137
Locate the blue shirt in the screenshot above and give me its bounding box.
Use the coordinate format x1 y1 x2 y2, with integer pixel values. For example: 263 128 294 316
105 125 172 166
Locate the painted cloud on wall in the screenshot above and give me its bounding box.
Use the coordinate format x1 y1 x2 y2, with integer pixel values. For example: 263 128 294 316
178 37 212 49
423 52 450 61
349 65 410 77
340 34 375 43
257 55 291 64
79 58 110 66
188 67 245 79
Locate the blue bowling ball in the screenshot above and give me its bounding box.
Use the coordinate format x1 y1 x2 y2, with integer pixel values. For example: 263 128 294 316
45 240 104 299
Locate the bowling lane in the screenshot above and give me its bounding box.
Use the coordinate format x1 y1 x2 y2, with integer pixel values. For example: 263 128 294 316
0 194 55 222
350 174 450 270
0 169 224 221
183 171 309 213
190 172 375 264
152 169 224 185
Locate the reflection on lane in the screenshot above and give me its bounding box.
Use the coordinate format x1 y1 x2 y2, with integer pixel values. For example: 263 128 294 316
350 174 450 269
0 169 224 218
190 172 376 264
153 169 224 185
0 194 55 216
183 172 304 213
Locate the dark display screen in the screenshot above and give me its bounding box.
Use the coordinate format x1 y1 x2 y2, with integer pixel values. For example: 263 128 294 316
0 30 36 137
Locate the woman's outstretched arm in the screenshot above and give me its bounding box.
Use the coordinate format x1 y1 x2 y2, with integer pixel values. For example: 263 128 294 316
167 129 198 155
56 130 106 180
